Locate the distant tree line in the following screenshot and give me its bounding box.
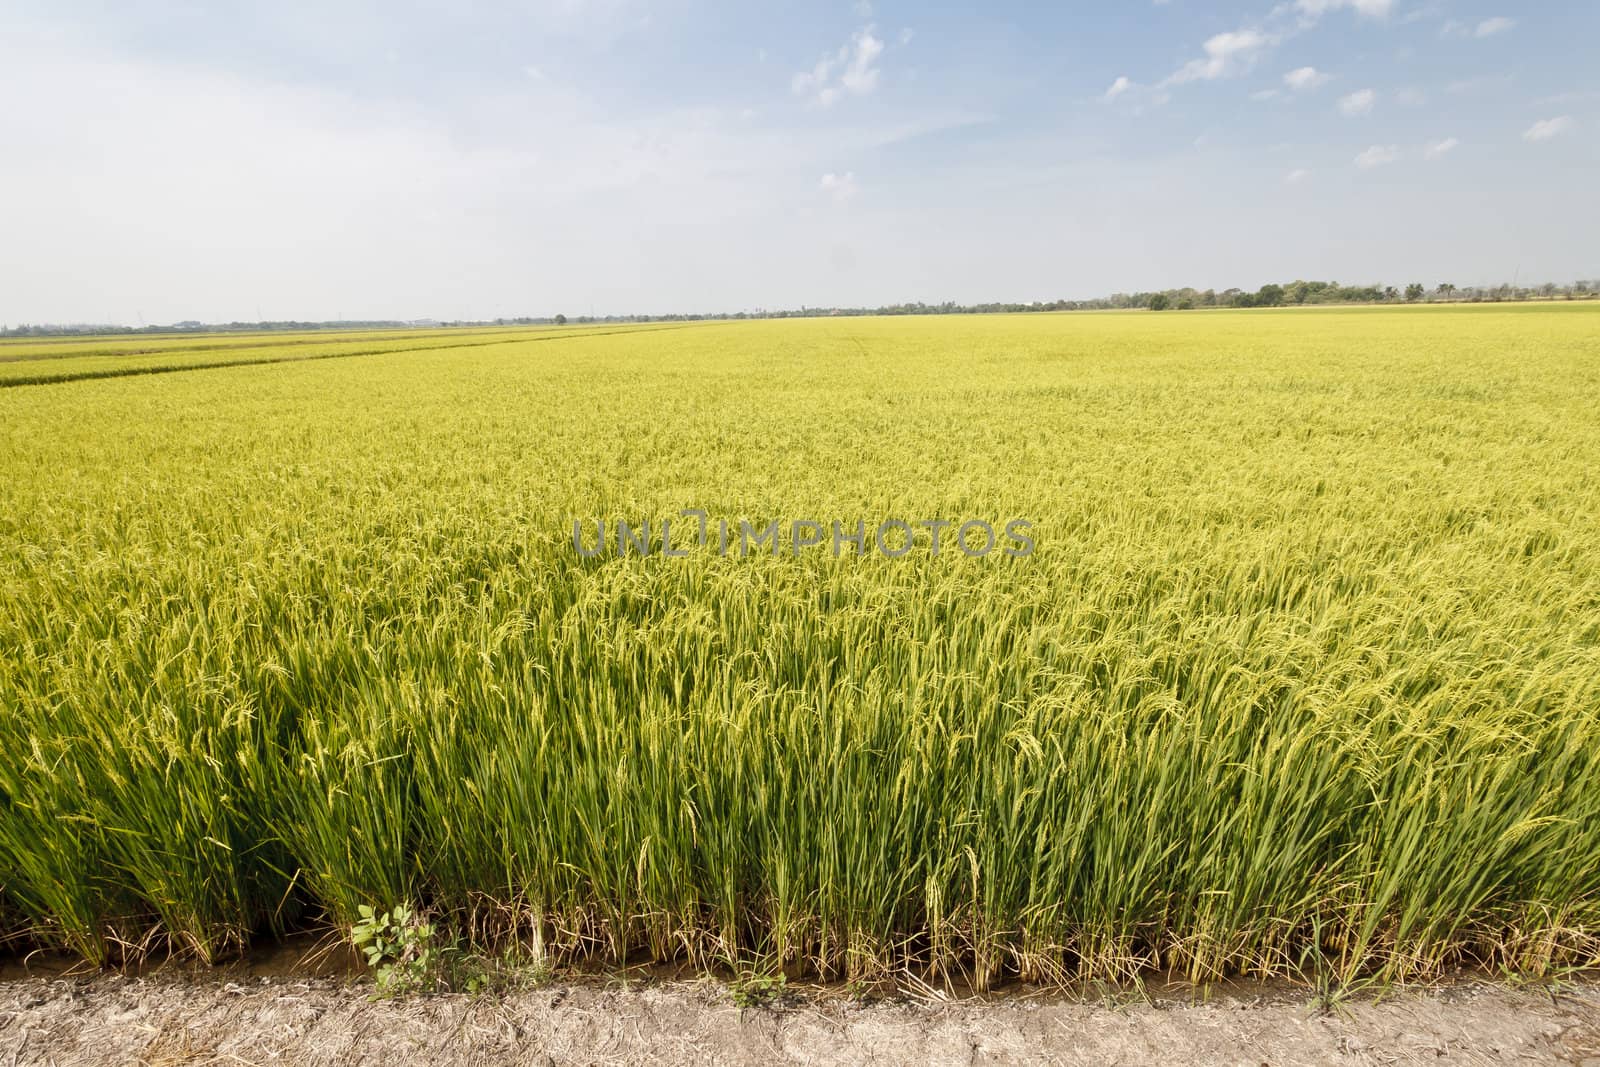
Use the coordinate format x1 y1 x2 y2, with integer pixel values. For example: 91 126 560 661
5 280 1595 336
1132 279 1598 311
546 279 1596 322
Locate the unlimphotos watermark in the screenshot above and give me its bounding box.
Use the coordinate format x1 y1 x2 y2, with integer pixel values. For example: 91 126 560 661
573 510 1035 559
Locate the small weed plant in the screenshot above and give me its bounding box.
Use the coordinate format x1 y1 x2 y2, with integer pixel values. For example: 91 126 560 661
730 972 788 1009
352 904 440 996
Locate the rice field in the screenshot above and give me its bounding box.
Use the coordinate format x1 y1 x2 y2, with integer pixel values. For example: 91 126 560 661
1 305 1598 988
0 322 693 386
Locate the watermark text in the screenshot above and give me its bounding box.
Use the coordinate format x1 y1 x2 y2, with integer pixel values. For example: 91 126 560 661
572 511 1035 559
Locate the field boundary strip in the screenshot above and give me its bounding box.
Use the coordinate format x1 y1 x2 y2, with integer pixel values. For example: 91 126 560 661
0 322 723 389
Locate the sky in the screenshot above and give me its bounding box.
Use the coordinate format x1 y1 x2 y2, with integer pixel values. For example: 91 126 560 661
1 1 1596 324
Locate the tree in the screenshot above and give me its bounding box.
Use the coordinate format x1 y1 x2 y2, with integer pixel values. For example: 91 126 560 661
1383 286 1399 302
1256 283 1285 307
1177 298 1194 311
1405 283 1425 303
1437 283 1456 301
1148 293 1171 312
554 313 567 325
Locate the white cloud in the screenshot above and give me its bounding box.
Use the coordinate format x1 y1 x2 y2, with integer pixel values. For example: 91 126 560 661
1163 29 1272 86
1295 0 1395 20
841 30 884 94
1523 116 1573 142
0 13 1013 323
1444 16 1516 39
1100 74 1171 112
792 25 885 107
1135 2 1382 100
819 171 859 202
1285 168 1311 183
1423 137 1459 159
1284 66 1330 91
1252 88 1282 101
1338 88 1376 116
1355 144 1400 168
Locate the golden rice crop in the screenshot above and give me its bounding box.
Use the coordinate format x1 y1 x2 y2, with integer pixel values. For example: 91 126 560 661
1 305 1597 986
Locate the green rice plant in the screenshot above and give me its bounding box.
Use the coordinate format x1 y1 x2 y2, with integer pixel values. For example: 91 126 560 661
1 304 1597 987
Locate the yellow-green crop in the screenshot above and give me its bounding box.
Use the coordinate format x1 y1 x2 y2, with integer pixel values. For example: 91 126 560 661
0 322 695 386
1 305 1597 986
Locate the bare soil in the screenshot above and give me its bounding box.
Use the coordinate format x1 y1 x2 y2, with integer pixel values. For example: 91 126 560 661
2 968 1597 1066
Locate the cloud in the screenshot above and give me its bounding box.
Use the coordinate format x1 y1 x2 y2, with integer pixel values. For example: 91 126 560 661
0 32 787 321
1284 66 1330 91
792 25 885 107
1523 116 1573 142
1338 88 1376 116
819 171 858 202
1100 75 1170 112
1355 144 1399 168
1294 0 1395 20
1423 137 1459 159
1133 1 1382 100
1444 16 1516 39
840 30 884 94
0 11 1013 323
1162 29 1272 86
1285 168 1311 183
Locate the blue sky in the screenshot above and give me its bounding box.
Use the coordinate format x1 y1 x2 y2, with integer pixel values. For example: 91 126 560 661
2 1 1596 323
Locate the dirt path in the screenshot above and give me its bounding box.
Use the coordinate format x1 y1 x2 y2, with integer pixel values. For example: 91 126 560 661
1 974 1597 1066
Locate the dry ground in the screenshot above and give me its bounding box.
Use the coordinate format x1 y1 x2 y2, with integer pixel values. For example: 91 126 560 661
1 972 1597 1066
